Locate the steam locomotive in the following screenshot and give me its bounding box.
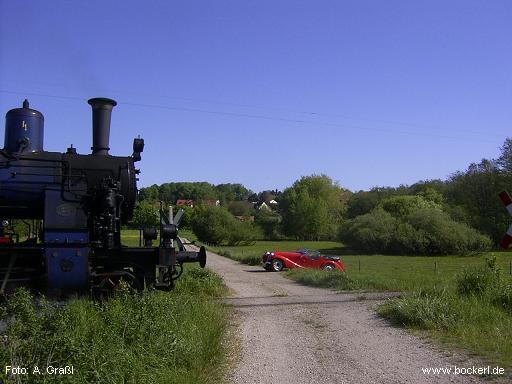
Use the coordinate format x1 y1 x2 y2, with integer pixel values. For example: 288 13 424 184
0 97 206 296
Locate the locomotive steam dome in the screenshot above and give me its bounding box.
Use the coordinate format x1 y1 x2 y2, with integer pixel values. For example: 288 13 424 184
4 99 44 153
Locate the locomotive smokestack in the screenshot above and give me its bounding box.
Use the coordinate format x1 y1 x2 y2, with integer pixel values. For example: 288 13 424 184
88 97 117 156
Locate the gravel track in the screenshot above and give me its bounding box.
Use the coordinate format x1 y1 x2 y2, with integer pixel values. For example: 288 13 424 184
184 244 488 384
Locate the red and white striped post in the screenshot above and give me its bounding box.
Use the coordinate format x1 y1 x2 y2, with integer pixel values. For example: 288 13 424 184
499 191 512 249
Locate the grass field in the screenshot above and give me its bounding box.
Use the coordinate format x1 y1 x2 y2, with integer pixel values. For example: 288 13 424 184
0 233 231 384
190 233 512 292
121 228 149 247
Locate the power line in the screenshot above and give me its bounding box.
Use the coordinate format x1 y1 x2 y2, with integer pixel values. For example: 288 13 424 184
0 89 501 143
1 80 500 136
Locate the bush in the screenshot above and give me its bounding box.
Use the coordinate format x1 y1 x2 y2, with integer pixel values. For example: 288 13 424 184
456 266 497 295
456 257 504 302
191 206 232 245
379 289 457 330
406 208 492 255
191 206 259 246
493 283 512 313
226 221 261 246
379 195 441 218
254 209 282 239
340 208 397 253
340 206 492 255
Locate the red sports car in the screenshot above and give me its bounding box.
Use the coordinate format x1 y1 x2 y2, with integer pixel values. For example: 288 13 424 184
262 249 345 272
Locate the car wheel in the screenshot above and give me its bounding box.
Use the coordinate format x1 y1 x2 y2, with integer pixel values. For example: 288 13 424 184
322 264 334 271
264 265 272 272
271 259 284 272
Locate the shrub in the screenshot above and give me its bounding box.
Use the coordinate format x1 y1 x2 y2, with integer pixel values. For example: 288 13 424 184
226 221 261 246
457 267 496 295
406 208 492 255
340 208 397 253
493 283 512 313
340 206 492 255
379 195 441 218
379 289 457 330
254 209 282 239
456 257 500 296
191 206 260 246
191 206 232 245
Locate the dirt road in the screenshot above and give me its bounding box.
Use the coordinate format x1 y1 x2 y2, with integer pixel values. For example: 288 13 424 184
185 244 485 384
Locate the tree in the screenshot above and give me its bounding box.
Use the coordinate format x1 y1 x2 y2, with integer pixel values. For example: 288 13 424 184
227 201 254 216
345 191 381 218
497 137 512 173
378 195 441 218
444 158 511 244
191 206 259 245
280 174 347 240
131 200 159 228
191 206 232 245
216 183 253 203
254 209 281 239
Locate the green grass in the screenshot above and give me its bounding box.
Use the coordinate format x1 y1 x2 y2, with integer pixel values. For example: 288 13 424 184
379 286 512 370
121 228 152 247
0 267 230 384
292 252 512 292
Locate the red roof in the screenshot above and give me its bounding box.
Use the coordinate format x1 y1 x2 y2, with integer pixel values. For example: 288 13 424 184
176 199 194 207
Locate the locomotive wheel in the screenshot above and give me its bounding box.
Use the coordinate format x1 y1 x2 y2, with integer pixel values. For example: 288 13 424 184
97 270 141 300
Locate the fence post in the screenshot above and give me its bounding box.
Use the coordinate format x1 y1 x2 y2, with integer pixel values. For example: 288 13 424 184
435 261 438 274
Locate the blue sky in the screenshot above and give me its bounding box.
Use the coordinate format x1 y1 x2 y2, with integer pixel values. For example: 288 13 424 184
1 1 511 193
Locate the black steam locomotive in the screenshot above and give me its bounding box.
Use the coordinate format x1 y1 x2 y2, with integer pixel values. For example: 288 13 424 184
0 97 205 296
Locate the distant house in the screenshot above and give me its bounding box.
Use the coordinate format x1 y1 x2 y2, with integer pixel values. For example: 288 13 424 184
176 199 194 208
256 202 271 210
202 199 220 207
268 199 278 205
234 215 255 222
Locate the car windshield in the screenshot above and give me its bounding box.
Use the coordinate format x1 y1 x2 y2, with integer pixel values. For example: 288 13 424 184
297 249 320 258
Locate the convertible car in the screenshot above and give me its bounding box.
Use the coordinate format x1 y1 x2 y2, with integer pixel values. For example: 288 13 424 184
262 249 345 272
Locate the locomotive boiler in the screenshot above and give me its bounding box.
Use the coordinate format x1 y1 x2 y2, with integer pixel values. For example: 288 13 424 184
0 97 206 296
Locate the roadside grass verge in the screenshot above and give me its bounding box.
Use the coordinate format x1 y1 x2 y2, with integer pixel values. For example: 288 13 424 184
0 267 230 384
379 289 512 369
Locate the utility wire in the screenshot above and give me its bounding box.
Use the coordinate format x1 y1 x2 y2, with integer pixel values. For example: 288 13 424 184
0 89 501 143
1 81 505 137
4 82 508 135
0 80 499 136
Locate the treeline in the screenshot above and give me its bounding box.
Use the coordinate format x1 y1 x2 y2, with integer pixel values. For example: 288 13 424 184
342 138 512 254
134 138 512 255
139 182 254 205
